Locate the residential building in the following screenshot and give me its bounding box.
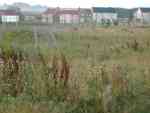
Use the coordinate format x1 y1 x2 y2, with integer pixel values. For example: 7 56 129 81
21 11 42 23
42 8 80 24
59 8 80 24
92 7 117 25
0 10 20 23
133 8 150 25
42 8 59 24
116 8 133 25
79 8 92 24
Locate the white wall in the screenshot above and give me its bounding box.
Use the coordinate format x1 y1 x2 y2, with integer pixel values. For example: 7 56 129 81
72 15 79 23
60 14 79 24
133 8 150 24
60 14 71 23
143 13 150 24
24 16 35 21
42 15 47 22
42 14 53 23
47 14 53 23
133 8 143 20
2 15 19 23
59 14 65 23
93 13 117 23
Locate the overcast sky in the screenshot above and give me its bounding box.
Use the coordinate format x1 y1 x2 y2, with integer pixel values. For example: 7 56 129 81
0 0 150 8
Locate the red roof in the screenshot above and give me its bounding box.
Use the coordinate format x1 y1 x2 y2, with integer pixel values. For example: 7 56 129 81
0 10 19 16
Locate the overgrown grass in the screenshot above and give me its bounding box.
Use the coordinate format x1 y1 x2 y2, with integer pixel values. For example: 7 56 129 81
0 26 150 113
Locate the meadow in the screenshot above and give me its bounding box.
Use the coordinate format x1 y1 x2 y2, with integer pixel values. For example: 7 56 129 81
0 26 150 113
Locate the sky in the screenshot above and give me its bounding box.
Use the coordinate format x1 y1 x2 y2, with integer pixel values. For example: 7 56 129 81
0 0 150 8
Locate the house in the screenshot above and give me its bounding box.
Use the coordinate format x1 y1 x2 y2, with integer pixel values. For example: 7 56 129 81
42 7 59 24
116 8 133 25
42 8 80 24
21 11 42 23
79 8 92 24
0 10 20 23
59 8 80 24
92 7 117 25
133 8 150 25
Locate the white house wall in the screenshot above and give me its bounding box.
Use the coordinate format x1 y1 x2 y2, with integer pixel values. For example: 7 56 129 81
93 13 117 23
72 15 79 23
42 14 53 23
65 14 72 23
47 14 53 23
133 8 143 20
143 13 150 24
60 14 64 23
2 16 19 23
60 14 79 24
42 15 47 22
24 16 35 21
133 9 150 24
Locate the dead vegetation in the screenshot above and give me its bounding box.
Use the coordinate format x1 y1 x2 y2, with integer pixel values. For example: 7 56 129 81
0 27 150 113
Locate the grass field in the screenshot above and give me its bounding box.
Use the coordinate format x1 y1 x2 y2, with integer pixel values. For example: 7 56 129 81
0 26 150 113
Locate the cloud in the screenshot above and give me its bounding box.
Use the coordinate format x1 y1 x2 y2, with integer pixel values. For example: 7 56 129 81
0 0 150 8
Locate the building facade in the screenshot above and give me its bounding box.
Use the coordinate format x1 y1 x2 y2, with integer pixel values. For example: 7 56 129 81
42 8 80 24
0 10 20 23
42 8 59 24
21 11 42 23
133 8 150 25
79 8 92 24
92 7 117 25
59 8 80 24
117 8 133 25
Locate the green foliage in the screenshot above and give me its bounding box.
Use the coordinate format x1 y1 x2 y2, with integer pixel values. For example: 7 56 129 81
0 30 33 55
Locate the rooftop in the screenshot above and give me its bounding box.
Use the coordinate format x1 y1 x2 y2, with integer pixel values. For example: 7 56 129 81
79 8 92 14
140 8 150 12
59 8 79 15
44 8 80 15
0 10 19 16
92 7 116 13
